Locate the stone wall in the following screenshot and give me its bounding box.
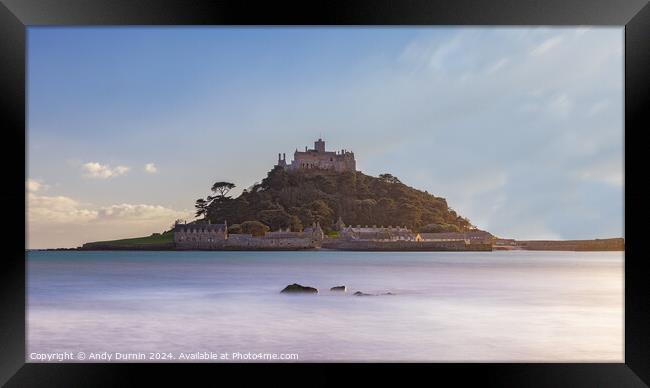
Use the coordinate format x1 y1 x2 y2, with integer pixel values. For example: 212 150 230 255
321 239 492 251
175 239 227 250
175 232 322 250
224 233 317 249
517 238 624 251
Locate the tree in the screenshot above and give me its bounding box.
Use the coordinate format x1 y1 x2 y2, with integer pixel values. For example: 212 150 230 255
397 203 420 229
228 224 242 234
202 182 236 223
418 223 461 233
261 167 289 190
171 219 186 230
257 209 292 231
378 173 401 184
241 221 270 237
195 198 208 218
247 182 261 193
289 215 303 232
310 200 334 227
290 206 314 228
211 181 236 198
192 167 476 237
376 197 396 226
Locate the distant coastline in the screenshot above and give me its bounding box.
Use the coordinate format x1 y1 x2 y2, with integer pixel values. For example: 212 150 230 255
34 237 624 252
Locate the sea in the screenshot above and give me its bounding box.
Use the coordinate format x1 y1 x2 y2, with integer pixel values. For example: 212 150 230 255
26 250 623 362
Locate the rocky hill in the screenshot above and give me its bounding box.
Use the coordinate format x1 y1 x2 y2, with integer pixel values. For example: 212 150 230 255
196 167 475 233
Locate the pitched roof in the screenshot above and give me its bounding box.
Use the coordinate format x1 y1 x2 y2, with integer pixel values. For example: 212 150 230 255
344 226 411 233
175 224 226 232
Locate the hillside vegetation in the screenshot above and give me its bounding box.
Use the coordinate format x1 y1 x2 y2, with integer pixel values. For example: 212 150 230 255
195 167 474 233
81 231 173 249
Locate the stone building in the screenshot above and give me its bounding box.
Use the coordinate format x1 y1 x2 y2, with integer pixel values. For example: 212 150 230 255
276 138 355 173
174 221 324 250
302 222 325 241
340 224 417 241
174 222 228 249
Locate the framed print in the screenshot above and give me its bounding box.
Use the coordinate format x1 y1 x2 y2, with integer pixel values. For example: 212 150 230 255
1 0 649 386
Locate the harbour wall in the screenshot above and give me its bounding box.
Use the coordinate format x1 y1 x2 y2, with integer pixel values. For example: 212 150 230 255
321 240 492 251
516 238 624 251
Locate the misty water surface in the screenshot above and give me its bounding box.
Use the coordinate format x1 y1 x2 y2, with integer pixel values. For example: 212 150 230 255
27 250 623 362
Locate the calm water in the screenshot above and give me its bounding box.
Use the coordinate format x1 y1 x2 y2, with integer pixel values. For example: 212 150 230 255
27 250 623 362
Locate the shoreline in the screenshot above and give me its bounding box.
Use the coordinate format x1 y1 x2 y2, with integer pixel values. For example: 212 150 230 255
31 237 624 252
32 246 625 253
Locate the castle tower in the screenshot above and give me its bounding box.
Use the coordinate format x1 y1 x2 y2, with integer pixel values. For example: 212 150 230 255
314 138 325 153
277 153 287 168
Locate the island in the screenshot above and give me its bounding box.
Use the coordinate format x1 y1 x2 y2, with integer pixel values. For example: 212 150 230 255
78 138 624 252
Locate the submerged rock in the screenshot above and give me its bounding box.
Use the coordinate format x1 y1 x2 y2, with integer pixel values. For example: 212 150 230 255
281 283 318 294
353 291 395 296
330 285 347 292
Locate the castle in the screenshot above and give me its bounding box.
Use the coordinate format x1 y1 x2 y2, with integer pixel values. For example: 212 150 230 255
276 138 356 173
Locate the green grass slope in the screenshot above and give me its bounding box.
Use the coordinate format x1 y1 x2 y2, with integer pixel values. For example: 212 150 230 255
81 232 174 250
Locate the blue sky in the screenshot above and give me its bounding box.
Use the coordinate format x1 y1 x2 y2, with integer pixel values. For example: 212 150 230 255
27 27 624 248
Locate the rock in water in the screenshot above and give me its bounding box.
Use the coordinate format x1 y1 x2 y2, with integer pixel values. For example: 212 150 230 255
281 283 318 294
330 285 347 292
353 291 373 296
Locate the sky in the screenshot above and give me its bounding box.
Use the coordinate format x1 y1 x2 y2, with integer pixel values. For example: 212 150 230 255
26 27 624 249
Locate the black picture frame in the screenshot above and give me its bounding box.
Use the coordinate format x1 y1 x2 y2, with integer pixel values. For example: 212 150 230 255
1 0 648 386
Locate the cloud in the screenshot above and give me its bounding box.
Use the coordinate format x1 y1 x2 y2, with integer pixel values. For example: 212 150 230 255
26 178 46 193
428 36 463 70
587 100 610 117
26 180 192 248
486 58 509 74
547 93 573 118
82 162 130 179
27 192 98 224
573 157 624 187
529 36 563 56
98 203 186 222
356 27 623 239
144 162 158 173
